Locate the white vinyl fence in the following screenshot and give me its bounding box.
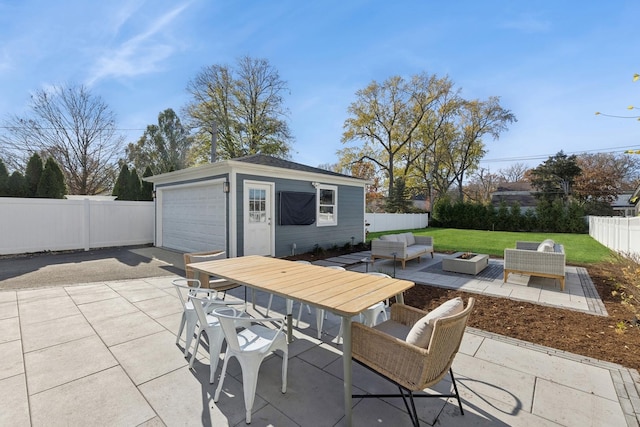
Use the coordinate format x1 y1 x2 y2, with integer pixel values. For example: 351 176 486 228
0 198 154 255
365 213 429 233
589 215 640 256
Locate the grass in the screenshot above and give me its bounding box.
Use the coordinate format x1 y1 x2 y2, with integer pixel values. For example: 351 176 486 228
367 227 614 265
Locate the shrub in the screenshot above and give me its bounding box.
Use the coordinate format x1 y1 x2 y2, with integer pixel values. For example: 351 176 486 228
431 197 586 233
611 253 640 322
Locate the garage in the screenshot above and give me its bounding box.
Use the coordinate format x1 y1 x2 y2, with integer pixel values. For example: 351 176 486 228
144 155 368 258
158 181 227 253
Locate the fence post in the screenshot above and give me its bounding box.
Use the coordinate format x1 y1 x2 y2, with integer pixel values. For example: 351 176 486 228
83 198 91 251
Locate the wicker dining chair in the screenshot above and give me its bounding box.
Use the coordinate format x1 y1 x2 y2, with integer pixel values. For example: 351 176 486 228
351 298 475 427
183 250 240 295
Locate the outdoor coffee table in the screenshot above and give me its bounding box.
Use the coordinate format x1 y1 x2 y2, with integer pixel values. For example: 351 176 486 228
442 252 490 275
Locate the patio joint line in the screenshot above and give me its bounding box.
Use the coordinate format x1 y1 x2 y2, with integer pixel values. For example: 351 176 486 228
467 327 640 425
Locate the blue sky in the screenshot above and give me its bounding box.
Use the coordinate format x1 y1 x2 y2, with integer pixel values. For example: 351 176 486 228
1 0 639 173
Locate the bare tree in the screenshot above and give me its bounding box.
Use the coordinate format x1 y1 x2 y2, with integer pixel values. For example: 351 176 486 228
464 168 503 203
499 162 530 182
0 84 123 195
184 56 293 162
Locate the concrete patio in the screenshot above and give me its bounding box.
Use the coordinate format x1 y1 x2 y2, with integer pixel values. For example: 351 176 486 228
1 250 639 426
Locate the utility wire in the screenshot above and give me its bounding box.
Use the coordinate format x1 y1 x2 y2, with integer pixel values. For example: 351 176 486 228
480 145 640 163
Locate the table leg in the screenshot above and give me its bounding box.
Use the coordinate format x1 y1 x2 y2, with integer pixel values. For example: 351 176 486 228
342 315 353 426
287 313 293 343
396 292 405 305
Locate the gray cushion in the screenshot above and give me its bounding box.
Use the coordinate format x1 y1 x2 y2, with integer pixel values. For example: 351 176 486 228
373 319 411 340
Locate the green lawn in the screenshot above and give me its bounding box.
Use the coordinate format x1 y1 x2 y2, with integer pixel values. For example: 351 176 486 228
367 227 614 265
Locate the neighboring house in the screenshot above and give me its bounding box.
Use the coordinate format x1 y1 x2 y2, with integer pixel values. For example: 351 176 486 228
630 184 640 216
611 191 637 217
144 154 368 258
490 181 537 212
410 194 429 212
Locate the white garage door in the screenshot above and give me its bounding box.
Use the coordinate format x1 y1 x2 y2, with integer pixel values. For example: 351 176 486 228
160 182 227 253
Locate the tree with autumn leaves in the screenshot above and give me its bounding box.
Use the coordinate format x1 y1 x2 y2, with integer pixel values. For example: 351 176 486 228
338 73 516 212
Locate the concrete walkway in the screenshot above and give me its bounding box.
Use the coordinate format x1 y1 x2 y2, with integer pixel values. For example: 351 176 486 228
1 252 639 426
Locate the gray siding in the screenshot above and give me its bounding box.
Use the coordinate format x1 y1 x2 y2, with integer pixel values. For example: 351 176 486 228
235 174 365 257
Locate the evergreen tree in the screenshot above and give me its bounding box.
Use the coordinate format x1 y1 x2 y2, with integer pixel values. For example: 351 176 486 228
385 177 411 213
530 151 582 204
7 171 27 197
127 168 142 201
0 158 8 196
112 165 130 200
36 158 66 198
141 166 154 201
509 202 522 231
494 200 510 231
25 153 44 197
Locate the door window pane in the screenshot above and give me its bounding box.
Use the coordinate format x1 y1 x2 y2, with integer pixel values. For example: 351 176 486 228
249 189 267 223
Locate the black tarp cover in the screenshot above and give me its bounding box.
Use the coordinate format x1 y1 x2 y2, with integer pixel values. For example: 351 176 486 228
279 191 316 225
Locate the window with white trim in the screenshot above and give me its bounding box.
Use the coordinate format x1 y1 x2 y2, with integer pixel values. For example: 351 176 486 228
317 184 337 226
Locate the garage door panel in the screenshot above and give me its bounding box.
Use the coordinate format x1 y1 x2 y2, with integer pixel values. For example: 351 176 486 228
161 183 226 253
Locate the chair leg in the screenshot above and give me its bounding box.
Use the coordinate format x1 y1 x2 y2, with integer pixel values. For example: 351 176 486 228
239 358 263 425
176 312 186 344
398 387 420 427
189 329 203 368
213 354 231 402
266 294 274 316
449 368 464 415
208 330 225 384
184 313 198 357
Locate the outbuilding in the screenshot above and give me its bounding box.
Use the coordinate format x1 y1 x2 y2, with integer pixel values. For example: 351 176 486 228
144 154 368 258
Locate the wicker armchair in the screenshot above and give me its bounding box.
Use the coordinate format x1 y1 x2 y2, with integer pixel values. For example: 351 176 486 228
183 250 240 294
503 241 566 291
352 299 475 426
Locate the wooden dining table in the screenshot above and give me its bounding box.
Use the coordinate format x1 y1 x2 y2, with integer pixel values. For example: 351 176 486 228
187 255 415 426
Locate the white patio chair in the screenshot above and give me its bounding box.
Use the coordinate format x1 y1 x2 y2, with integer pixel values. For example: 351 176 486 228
335 272 390 344
172 278 204 356
297 264 345 339
188 294 250 383
213 306 288 424
266 260 312 327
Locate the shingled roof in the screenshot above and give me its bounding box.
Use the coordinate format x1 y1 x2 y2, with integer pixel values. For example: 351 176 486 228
491 181 537 208
233 154 354 179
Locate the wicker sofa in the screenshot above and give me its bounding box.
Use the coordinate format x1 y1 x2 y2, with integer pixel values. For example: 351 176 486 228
371 232 434 269
503 240 566 291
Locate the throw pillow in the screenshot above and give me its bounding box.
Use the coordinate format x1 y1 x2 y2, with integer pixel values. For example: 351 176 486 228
406 297 464 348
380 234 397 242
536 241 554 252
403 232 416 246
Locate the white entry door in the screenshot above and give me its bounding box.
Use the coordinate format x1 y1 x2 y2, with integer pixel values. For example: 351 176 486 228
243 181 274 256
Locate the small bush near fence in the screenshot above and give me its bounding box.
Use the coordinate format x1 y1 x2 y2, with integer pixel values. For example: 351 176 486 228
431 197 588 233
609 253 640 324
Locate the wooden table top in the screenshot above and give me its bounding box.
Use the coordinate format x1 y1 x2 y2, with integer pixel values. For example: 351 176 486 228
187 255 414 317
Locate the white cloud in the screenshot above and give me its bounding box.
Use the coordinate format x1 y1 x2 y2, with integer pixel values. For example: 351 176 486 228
86 2 190 86
502 15 551 33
